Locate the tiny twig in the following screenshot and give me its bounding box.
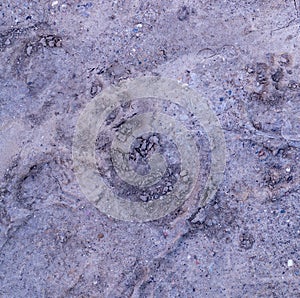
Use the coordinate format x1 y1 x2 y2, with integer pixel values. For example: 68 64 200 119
270 18 297 36
294 0 299 17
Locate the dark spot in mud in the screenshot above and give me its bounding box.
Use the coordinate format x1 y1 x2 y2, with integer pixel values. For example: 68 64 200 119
279 53 291 66
271 68 284 83
239 232 255 250
177 6 192 21
90 80 103 97
26 100 55 126
189 195 238 241
255 63 268 85
40 35 62 48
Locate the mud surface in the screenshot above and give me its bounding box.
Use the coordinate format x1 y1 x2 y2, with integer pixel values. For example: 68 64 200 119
0 1 300 297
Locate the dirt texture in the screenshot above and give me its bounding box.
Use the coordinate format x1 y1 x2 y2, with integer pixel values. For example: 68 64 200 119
0 1 300 297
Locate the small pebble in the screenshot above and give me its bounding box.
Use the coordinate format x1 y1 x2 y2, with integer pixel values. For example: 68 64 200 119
279 53 290 65
150 135 159 144
245 64 255 74
140 195 148 202
48 40 55 47
26 46 33 55
180 170 188 177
